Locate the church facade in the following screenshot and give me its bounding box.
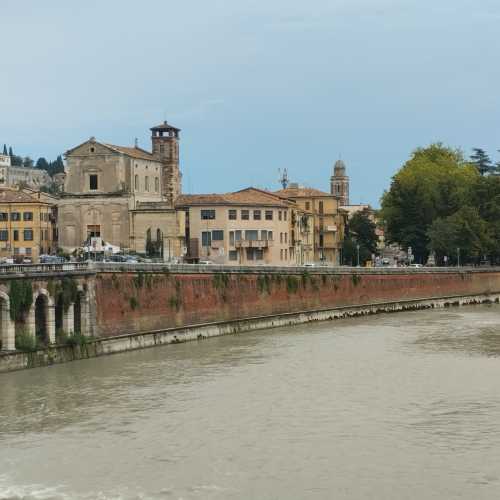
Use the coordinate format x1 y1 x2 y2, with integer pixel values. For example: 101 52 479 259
58 121 185 258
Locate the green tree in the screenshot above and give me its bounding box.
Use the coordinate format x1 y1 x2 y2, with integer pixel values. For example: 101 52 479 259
36 157 50 170
427 207 492 264
470 148 494 176
380 143 477 263
23 156 34 168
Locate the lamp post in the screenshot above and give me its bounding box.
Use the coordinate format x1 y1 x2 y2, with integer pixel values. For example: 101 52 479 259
457 247 460 267
356 244 360 267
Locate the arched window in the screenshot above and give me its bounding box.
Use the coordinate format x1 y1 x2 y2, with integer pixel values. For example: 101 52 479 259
157 228 161 241
155 177 159 192
135 174 139 190
145 176 149 192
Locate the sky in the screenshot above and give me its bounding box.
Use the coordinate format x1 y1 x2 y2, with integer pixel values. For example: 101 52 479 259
1 0 500 206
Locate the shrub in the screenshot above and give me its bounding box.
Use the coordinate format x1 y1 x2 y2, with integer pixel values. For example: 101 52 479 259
15 329 37 352
129 296 139 310
56 329 69 344
286 275 299 294
66 333 87 347
9 280 33 322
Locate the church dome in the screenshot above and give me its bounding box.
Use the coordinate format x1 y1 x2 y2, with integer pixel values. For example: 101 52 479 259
333 159 346 176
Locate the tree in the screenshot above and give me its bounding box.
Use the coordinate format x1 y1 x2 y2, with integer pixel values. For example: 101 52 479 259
2 144 7 155
427 207 492 264
23 156 34 168
470 148 494 176
8 147 13 157
342 209 378 266
35 157 50 171
380 143 477 263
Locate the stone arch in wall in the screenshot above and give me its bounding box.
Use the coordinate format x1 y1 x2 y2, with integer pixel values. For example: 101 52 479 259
73 285 89 337
30 289 55 345
0 291 15 351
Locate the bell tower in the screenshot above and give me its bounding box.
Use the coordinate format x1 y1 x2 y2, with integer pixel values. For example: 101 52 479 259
151 120 182 206
330 159 349 206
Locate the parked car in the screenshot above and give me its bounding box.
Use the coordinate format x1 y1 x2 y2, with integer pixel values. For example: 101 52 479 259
409 263 423 268
198 260 213 265
40 255 66 264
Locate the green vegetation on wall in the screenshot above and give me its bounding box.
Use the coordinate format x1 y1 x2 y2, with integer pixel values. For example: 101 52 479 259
9 280 33 322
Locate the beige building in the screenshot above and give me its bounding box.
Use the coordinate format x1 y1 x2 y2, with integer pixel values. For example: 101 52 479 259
0 154 51 190
58 121 185 257
0 188 55 262
176 188 301 266
275 184 345 265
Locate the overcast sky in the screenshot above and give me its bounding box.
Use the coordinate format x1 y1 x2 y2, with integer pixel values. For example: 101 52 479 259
2 0 499 206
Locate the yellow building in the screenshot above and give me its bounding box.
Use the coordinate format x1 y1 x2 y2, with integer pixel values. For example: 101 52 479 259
275 185 346 265
0 188 55 262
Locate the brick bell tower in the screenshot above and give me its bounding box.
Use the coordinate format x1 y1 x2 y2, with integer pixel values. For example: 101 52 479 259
151 120 182 206
330 159 349 206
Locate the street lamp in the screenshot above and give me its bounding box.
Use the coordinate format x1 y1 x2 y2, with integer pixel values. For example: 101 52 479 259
356 244 360 267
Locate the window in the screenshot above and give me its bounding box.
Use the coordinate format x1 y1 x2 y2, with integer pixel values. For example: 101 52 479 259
135 175 139 190
319 234 324 247
241 210 249 220
201 209 216 220
23 229 33 241
235 230 242 241
261 230 268 240
245 230 258 241
284 249 287 260
305 202 310 211
87 225 101 238
212 230 224 241
26 247 32 256
228 209 237 220
23 212 33 221
284 233 288 244
265 210 273 220
0 230 8 241
0 213 7 221
284 211 287 221
13 230 18 241
145 176 149 192
278 211 282 221
229 231 235 246
253 210 261 220
246 248 254 260
256 249 264 260
280 232 283 244
201 231 212 247
90 147 95 153
268 231 273 241
89 174 98 190
280 249 283 260
319 201 324 214
13 247 19 255
10 212 20 221
155 177 159 192
229 250 238 261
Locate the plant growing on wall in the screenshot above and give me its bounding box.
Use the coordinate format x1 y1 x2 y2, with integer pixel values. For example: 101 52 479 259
9 280 33 322
286 275 299 294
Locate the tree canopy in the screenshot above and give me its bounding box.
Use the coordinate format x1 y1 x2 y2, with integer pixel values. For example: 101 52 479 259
381 143 500 265
342 209 378 266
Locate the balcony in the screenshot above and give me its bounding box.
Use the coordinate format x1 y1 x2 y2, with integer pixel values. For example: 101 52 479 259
234 239 273 249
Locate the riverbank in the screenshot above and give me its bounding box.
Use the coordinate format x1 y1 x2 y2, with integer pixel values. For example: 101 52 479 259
1 292 498 373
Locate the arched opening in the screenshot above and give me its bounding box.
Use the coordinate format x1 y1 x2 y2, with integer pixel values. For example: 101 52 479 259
73 291 84 335
55 294 64 334
35 294 49 345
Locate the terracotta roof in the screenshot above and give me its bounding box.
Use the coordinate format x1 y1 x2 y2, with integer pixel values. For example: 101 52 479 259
275 186 332 198
176 187 291 208
0 188 49 204
103 144 157 161
150 120 181 132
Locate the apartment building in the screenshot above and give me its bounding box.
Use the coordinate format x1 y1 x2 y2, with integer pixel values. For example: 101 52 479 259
176 188 297 265
0 188 55 262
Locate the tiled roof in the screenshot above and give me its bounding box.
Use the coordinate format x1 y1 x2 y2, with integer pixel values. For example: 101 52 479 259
0 188 49 204
150 120 181 132
176 187 291 208
103 144 157 161
275 186 332 198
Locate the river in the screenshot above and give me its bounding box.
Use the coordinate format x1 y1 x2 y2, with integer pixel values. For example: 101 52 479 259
1 305 500 499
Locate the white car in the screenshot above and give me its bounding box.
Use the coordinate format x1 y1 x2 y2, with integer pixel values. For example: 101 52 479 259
409 263 423 268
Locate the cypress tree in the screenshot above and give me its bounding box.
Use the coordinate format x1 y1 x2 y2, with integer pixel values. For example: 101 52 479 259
2 144 7 155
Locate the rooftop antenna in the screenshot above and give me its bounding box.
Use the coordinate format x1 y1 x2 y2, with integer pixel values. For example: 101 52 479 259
278 168 289 189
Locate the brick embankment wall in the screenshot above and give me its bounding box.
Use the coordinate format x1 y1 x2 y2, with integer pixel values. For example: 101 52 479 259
94 270 500 337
